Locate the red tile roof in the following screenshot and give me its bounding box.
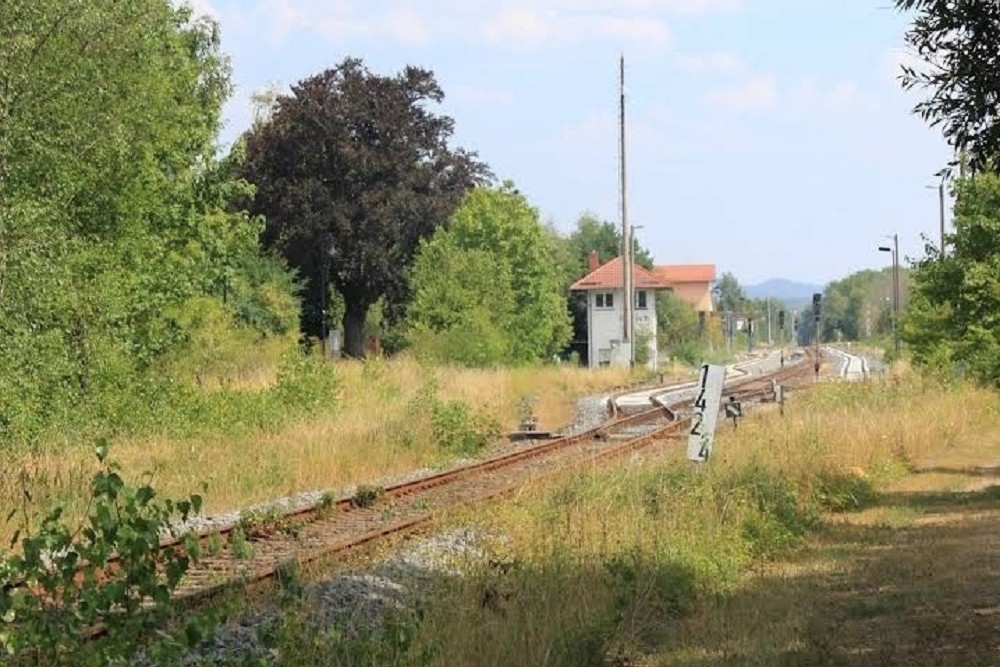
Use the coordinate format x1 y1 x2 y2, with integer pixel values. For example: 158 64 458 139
570 257 670 291
652 264 716 284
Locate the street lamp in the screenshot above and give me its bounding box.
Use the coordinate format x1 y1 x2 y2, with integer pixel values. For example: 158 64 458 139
878 233 900 357
925 177 946 256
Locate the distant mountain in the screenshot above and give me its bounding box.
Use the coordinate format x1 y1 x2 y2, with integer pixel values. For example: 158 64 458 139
745 278 824 303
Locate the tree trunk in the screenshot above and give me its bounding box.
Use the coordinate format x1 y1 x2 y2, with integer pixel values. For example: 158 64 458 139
342 299 369 358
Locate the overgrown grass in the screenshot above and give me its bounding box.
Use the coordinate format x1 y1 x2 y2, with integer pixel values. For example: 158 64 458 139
256 373 1000 666
2 356 670 546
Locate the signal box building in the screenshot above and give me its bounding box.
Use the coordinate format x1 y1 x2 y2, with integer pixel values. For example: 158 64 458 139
570 252 670 369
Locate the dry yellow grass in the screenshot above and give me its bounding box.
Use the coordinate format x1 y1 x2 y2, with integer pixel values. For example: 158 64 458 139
2 356 683 541
370 374 1000 667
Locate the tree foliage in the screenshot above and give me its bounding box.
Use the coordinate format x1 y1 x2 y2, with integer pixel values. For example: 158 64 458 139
563 213 654 276
714 272 746 313
241 58 489 357
656 291 701 347
406 185 572 365
820 269 898 341
406 235 516 366
895 0 1000 174
903 174 1000 385
0 1 290 447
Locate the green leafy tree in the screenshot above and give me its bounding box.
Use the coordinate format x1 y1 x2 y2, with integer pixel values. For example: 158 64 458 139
819 269 897 341
895 0 1000 174
714 272 746 314
0 1 270 446
407 185 572 365
241 58 489 357
564 213 653 276
903 174 1000 385
656 291 701 347
406 235 516 366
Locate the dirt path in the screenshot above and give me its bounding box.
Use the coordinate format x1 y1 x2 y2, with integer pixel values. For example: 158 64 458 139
649 441 1000 666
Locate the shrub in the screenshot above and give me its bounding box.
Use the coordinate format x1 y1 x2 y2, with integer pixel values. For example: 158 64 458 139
0 443 210 665
430 399 501 457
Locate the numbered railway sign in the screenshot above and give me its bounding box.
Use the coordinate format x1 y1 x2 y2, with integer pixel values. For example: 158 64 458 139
687 364 727 463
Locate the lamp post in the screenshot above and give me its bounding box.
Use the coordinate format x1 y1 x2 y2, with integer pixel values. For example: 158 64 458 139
925 178 946 256
878 234 900 357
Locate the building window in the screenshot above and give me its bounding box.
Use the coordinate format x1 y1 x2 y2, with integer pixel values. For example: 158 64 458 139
635 291 648 310
595 292 614 309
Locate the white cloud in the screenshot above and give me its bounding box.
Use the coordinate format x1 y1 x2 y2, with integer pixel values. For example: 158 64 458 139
597 16 670 44
505 0 741 14
543 108 667 156
677 50 743 74
707 74 877 115
482 8 551 47
386 4 432 44
706 74 777 112
236 0 726 49
452 85 515 106
615 0 742 12
790 79 867 112
481 8 669 49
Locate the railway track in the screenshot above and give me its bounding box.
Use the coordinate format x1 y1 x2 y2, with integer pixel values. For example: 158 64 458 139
10 352 818 639
170 353 814 603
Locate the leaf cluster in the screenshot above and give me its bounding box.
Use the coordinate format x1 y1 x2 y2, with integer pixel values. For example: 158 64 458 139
241 58 489 355
896 0 1000 174
405 184 572 366
903 174 1000 385
0 443 209 665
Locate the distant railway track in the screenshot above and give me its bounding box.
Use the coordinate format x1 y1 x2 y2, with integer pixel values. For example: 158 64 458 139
14 351 818 639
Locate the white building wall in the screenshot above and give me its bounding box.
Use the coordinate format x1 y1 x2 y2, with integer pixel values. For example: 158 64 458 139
587 289 659 370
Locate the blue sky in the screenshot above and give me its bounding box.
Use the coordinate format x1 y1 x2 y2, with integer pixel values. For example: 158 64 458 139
192 0 950 286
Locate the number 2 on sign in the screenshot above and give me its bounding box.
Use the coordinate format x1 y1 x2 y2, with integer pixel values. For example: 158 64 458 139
690 412 703 436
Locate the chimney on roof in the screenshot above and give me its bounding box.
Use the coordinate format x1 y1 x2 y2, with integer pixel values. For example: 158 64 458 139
588 250 600 272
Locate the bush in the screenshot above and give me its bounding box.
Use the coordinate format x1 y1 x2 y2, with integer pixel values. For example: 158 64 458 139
430 399 501 457
0 443 211 665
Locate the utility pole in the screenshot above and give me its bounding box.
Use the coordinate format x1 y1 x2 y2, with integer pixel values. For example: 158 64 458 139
938 179 946 257
619 54 632 365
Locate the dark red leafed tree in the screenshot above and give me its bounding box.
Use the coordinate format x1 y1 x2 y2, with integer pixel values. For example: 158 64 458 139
242 58 489 357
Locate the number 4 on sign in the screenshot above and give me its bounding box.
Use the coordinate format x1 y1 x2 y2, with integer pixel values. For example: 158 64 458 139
687 364 726 463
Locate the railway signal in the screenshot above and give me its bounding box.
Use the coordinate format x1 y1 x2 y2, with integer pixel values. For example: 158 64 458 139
812 293 822 378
